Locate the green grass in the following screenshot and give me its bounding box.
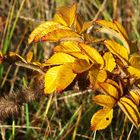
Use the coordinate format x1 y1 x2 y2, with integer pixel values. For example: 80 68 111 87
0 0 140 140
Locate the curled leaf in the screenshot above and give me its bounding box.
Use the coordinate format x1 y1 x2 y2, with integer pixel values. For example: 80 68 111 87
96 20 129 53
118 96 140 128
129 90 140 106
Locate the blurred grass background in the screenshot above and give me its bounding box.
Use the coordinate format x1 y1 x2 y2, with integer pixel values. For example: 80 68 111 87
0 0 140 139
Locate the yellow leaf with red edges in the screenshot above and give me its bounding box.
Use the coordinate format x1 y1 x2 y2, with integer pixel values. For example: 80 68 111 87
127 66 140 80
28 21 70 44
44 63 76 94
40 29 81 42
91 108 113 131
93 95 116 108
78 43 104 68
54 3 77 27
99 83 119 100
129 90 140 106
103 52 116 72
118 97 140 128
89 65 107 88
72 59 92 74
129 53 140 69
95 20 129 53
42 53 75 67
104 40 128 64
26 51 33 63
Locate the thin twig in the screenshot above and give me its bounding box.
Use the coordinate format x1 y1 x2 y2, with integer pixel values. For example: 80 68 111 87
15 62 45 75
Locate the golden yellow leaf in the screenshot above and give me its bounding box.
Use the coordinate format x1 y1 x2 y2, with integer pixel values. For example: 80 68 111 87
129 90 140 106
127 66 140 80
118 97 140 128
53 3 77 27
78 43 104 68
44 63 76 94
44 66 61 94
96 20 130 53
26 51 33 63
28 21 70 44
89 65 107 88
56 63 77 92
81 21 93 33
106 79 119 89
104 40 128 64
113 20 128 39
74 13 84 33
129 53 140 69
93 95 116 108
53 41 89 61
99 83 119 100
40 29 81 42
72 59 92 74
91 108 113 131
42 53 75 67
103 52 116 72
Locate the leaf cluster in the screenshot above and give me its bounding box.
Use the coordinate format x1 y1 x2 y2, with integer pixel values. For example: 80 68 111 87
0 3 140 131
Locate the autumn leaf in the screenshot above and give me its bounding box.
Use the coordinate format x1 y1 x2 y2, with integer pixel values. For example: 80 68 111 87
53 41 89 61
72 59 92 74
127 66 140 80
44 63 76 94
93 95 116 108
104 40 128 65
28 21 70 44
74 13 84 33
40 29 81 42
95 20 129 53
129 90 140 106
26 51 33 63
129 53 140 69
118 96 140 128
99 83 119 100
89 65 107 88
42 53 75 67
54 3 77 27
103 52 116 72
78 43 104 68
91 108 113 131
